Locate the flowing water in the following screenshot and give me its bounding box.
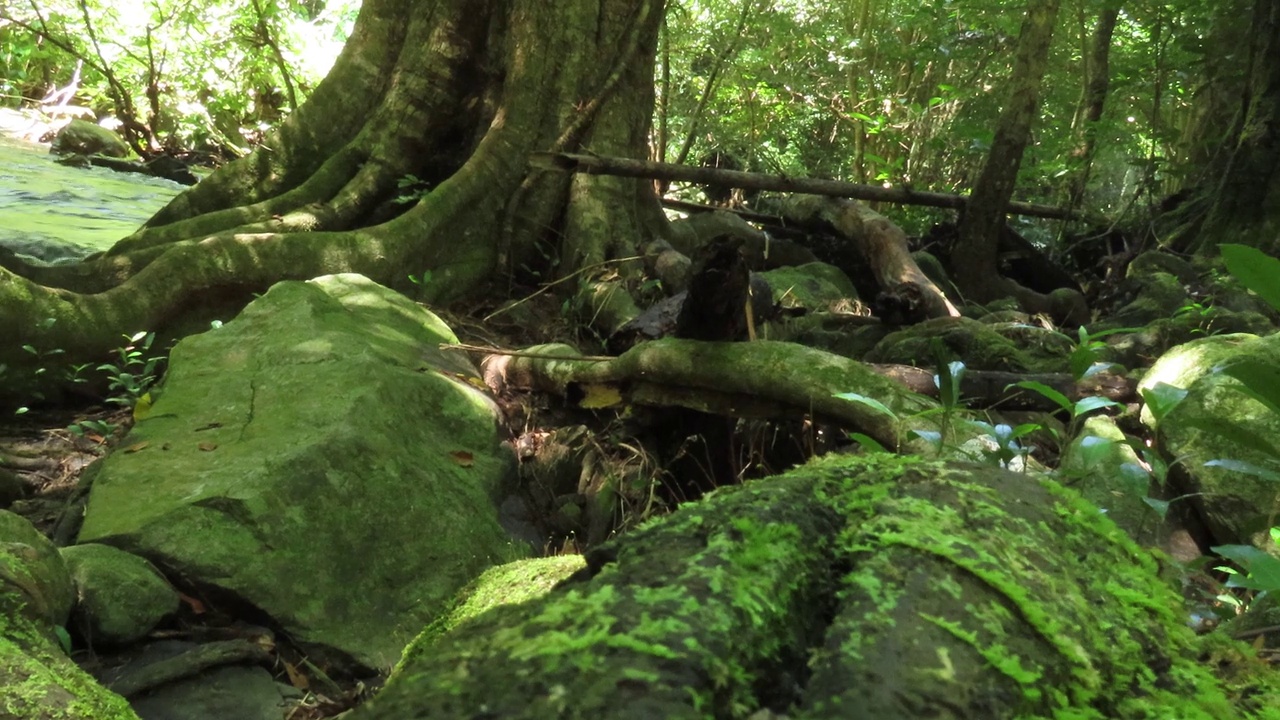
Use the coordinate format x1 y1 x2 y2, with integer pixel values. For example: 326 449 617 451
0 126 184 261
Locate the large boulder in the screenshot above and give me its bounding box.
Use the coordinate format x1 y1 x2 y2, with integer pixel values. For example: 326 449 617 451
76 274 522 668
49 119 130 158
1140 332 1280 545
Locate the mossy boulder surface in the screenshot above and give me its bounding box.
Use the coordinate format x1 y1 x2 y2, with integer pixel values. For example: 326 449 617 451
60 543 178 646
757 262 858 311
866 316 1032 371
48 119 130 158
1140 332 1280 545
76 274 520 669
0 510 74 627
0 511 137 719
355 455 1276 719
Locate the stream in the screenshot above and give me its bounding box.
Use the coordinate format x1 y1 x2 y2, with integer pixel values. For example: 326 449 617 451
0 129 184 261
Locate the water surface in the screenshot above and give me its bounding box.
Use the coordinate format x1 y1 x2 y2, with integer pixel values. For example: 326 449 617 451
0 133 183 259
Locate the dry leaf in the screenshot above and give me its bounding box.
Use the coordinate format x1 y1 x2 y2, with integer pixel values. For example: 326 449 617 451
198 442 217 452
124 441 150 453
450 451 474 467
178 592 206 614
283 660 310 690
578 383 623 409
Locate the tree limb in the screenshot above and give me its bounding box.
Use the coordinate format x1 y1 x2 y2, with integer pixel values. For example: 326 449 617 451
532 151 1102 222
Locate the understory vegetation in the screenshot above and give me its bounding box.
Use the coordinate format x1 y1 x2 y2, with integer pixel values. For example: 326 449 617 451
2 0 1280 716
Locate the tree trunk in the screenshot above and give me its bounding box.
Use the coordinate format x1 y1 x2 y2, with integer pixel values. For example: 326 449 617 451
0 0 666 393
951 0 1062 304
1065 1 1120 211
1200 0 1280 255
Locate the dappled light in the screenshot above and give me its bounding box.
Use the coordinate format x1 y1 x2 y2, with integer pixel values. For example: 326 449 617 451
1 0 1280 717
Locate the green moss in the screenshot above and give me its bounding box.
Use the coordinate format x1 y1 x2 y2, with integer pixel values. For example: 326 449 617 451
0 601 139 719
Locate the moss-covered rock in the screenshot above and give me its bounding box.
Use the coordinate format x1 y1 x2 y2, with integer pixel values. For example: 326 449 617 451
1139 332 1280 546
757 262 858 311
1104 271 1191 328
1057 415 1162 544
394 554 586 674
76 274 523 669
865 316 1031 371
49 119 130 158
353 455 1280 719
0 510 73 628
1128 251 1198 284
60 543 178 646
0 512 137 719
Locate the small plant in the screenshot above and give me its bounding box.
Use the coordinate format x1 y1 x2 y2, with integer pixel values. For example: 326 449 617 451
1174 298 1220 335
10 318 67 414
98 331 165 409
971 420 1039 469
1213 527 1280 610
67 418 119 438
394 174 433 204
1008 379 1120 441
834 353 968 456
1063 325 1136 381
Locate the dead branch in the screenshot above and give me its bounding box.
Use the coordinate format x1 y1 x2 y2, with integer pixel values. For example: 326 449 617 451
531 152 1102 222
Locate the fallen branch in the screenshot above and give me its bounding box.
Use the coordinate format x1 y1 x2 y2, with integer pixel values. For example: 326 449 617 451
531 152 1102 222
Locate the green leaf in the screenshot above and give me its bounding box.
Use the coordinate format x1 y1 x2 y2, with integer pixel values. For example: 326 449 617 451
1143 496 1171 518
1010 423 1041 439
846 432 889 453
1078 435 1114 468
1080 362 1117 380
833 392 898 420
1221 360 1280 418
1010 381 1071 413
1141 382 1188 426
1069 345 1096 380
54 626 72 654
1220 244 1280 312
1072 396 1120 417
933 359 965 409
1204 459 1280 483
911 429 943 448
1213 544 1280 592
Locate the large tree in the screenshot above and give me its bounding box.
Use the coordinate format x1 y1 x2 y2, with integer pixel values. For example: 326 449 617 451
1 0 665 390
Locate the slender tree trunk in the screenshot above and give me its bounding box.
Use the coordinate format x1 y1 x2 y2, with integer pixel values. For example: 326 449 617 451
1066 2 1120 210
951 0 1062 304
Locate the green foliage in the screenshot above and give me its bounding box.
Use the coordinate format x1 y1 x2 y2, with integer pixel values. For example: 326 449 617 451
657 0 1228 251
1220 245 1280 311
395 174 434 205
97 330 163 408
1214 529 1280 606
0 0 359 153
1177 246 1280 608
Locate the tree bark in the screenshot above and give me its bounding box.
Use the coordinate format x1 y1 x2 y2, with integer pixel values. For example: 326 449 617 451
0 0 666 397
778 195 960 321
1200 0 1280 255
1066 2 1121 211
535 151 1094 221
951 0 1062 303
